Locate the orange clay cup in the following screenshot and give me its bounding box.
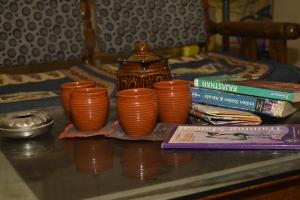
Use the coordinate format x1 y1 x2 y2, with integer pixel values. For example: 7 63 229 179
70 87 109 132
60 80 96 118
116 88 158 136
153 80 191 124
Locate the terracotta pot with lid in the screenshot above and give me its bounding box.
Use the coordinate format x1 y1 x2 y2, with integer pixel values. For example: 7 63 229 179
117 42 172 91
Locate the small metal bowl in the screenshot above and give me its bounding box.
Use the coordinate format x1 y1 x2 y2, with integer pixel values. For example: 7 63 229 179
0 110 53 138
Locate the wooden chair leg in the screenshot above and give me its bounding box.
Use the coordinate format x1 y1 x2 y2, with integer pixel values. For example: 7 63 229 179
269 39 287 64
240 37 257 60
81 0 95 65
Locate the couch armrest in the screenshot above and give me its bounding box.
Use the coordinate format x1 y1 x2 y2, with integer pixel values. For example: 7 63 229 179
212 22 300 39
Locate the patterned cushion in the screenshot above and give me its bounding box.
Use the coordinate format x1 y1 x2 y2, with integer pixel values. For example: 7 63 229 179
95 0 207 54
0 0 85 67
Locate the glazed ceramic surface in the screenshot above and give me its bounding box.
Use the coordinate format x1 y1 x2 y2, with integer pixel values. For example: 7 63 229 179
70 87 109 132
116 88 158 136
117 42 171 90
154 80 191 124
60 80 96 117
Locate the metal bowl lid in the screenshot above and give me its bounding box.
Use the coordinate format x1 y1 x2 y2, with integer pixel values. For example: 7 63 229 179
0 110 53 138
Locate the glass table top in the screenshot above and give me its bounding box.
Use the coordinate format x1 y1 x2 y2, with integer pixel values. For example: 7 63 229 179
1 99 300 200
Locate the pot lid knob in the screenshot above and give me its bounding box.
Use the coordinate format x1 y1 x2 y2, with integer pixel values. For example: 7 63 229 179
126 42 161 62
135 42 150 54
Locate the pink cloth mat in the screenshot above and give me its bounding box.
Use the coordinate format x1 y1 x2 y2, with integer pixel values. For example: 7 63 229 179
59 121 176 141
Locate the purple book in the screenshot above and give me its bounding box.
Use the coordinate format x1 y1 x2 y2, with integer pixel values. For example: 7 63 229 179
161 124 300 150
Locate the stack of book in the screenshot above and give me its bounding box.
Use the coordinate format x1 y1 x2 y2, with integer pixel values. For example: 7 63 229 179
191 75 300 120
161 76 300 150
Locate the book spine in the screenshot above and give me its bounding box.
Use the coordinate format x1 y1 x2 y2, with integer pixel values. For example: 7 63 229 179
194 79 293 101
191 87 285 117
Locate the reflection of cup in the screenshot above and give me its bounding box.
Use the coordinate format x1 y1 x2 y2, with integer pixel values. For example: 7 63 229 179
70 87 109 131
161 151 193 168
121 142 161 181
74 139 113 175
117 88 158 136
153 80 191 124
60 80 96 118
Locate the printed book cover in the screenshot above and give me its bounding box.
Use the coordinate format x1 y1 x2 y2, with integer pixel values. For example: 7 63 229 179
194 77 300 102
161 124 300 150
190 103 262 125
191 87 299 117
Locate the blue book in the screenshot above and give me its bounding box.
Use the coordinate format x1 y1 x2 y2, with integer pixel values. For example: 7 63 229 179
192 87 298 117
194 77 300 102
